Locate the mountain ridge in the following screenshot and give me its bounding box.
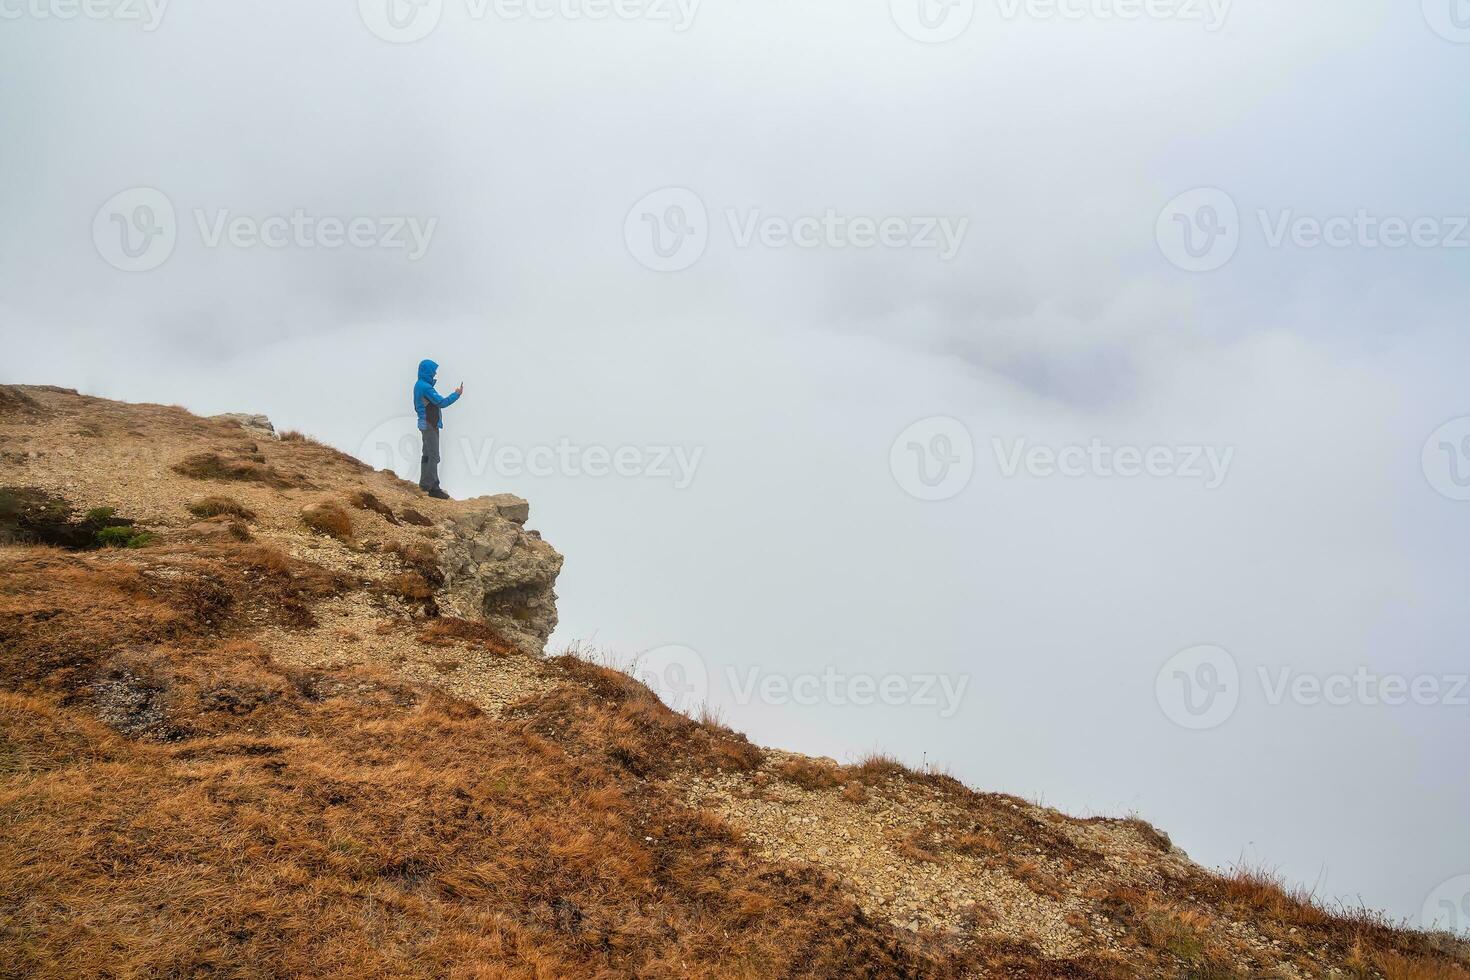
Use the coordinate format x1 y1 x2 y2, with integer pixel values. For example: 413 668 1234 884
1 383 1465 979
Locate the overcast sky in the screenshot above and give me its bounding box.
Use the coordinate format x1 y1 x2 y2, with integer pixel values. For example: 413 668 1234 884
4 0 1469 928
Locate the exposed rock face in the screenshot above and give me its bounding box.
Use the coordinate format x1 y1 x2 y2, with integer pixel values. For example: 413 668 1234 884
438 494 562 656
212 413 277 440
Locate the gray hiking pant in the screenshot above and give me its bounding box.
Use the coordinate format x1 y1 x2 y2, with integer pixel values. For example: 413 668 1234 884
419 426 441 492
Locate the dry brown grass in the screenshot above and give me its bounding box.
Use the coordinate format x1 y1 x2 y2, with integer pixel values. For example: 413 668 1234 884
1203 863 1470 975
349 489 400 525
1222 864 1330 923
173 451 306 489
187 494 256 520
5 384 1470 979
0 544 950 979
535 656 766 779
894 829 943 864
418 617 516 652
708 737 765 773
382 571 433 602
951 830 1003 856
0 549 219 690
1376 951 1470 979
1137 904 1242 976
275 430 373 474
774 757 844 792
3 532 1468 978
384 538 442 585
0 544 345 693
1005 857 1068 900
1092 887 1242 976
852 752 910 784
300 502 354 541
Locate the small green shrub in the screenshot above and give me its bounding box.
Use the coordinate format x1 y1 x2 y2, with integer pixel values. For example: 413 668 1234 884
84 507 117 523
95 526 156 549
94 526 131 547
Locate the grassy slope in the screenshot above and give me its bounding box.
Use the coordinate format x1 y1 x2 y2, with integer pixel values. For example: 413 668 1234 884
1 385 1468 979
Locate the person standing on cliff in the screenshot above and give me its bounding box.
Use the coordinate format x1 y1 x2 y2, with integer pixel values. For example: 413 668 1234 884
413 359 463 500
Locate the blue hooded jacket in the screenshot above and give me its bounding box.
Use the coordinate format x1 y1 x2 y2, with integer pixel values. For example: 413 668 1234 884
413 359 460 430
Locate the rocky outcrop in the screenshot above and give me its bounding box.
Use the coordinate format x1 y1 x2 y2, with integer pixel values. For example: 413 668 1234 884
4 385 561 656
438 494 562 656
212 413 277 441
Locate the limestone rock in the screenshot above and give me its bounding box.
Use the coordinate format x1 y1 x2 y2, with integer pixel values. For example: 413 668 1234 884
213 413 278 440
469 524 519 563
455 493 530 527
438 496 562 656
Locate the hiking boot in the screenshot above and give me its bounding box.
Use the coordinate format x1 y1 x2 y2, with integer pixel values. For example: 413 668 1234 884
427 488 451 500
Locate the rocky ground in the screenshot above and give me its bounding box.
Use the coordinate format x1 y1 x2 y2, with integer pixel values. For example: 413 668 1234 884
2 384 1467 979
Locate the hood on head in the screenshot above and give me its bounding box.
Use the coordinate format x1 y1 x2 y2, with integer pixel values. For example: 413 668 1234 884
418 359 438 383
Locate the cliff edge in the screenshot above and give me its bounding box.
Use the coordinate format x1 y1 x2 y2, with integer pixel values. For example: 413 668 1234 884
1 385 1465 979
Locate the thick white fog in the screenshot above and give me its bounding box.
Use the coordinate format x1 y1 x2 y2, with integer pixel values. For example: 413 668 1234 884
3 0 1468 927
